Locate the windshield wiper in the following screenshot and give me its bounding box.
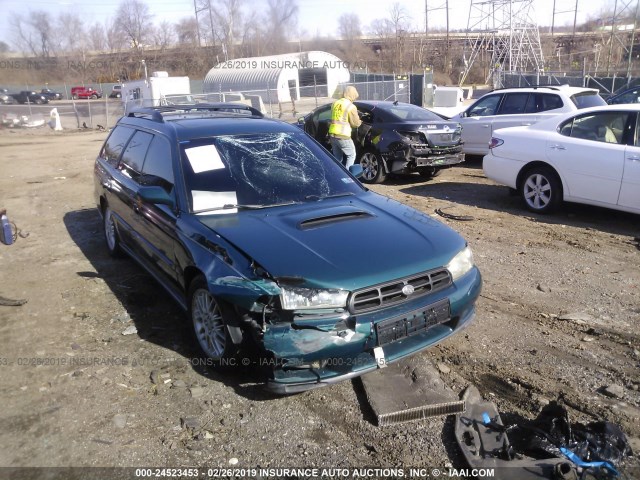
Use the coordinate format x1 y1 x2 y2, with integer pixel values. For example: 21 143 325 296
193 201 299 214
304 192 355 201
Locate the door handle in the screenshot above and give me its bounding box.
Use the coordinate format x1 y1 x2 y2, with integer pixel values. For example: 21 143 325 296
521 122 532 126
627 155 640 161
481 125 490 128
549 144 566 150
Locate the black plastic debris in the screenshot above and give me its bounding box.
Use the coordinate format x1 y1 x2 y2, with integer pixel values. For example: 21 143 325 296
456 386 634 480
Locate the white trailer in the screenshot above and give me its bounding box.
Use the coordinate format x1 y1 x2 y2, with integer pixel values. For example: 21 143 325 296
122 71 191 110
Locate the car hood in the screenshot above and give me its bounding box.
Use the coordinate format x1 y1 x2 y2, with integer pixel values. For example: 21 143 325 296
198 192 466 291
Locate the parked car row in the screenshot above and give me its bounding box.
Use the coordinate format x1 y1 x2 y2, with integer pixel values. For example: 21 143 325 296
0 86 115 103
91 81 640 394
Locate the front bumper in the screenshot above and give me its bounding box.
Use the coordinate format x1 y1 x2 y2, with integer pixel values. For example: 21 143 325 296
388 146 465 173
265 267 481 394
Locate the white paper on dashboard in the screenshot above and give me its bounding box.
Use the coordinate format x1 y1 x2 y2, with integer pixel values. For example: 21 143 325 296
185 145 224 173
192 190 237 214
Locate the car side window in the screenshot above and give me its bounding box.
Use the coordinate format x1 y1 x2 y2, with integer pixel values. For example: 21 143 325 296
611 90 640 104
561 112 630 144
316 106 332 123
467 94 502 117
141 135 175 193
101 126 134 167
498 93 529 114
358 106 374 123
540 94 564 111
119 130 153 181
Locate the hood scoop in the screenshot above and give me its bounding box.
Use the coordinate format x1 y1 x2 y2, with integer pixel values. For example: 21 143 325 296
299 210 373 230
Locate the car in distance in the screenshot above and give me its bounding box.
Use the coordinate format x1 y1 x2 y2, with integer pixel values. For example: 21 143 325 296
10 91 49 104
40 88 63 100
484 104 640 215
0 88 15 104
94 104 482 394
109 85 122 98
450 85 606 156
299 100 464 183
71 86 102 99
606 86 640 105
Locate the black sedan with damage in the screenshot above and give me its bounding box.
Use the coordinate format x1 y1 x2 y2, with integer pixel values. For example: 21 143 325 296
298 100 465 183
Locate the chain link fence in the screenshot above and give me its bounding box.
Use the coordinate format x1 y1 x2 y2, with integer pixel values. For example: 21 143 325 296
1 75 415 131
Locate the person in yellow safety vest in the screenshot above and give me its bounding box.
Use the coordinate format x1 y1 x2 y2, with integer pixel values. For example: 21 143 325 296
328 86 362 168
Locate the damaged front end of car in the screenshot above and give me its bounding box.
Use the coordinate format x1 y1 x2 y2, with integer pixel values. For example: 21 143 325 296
204 250 481 395
384 125 465 175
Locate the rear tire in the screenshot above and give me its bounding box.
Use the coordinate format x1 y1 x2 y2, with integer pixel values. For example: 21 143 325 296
104 207 124 257
359 150 387 184
520 166 562 214
72 94 78 100
188 276 235 363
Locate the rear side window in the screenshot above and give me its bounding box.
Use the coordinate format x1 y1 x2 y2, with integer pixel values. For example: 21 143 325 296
498 93 529 114
571 92 607 109
120 130 153 180
539 94 564 111
101 126 134 166
560 112 631 144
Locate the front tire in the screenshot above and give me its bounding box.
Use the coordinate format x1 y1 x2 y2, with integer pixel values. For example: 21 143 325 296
188 276 234 362
72 94 78 100
359 150 387 184
104 207 123 257
520 166 562 214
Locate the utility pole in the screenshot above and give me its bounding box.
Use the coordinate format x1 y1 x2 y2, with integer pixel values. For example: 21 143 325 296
425 1 450 73
193 0 202 47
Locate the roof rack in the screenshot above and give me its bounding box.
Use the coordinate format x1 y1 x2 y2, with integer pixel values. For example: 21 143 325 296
126 103 264 123
490 85 567 92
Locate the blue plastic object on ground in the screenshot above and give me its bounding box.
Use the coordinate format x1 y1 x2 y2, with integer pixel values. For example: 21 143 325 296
560 446 619 476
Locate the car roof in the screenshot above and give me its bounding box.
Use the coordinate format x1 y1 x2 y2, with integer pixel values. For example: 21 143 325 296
354 100 417 108
488 85 598 95
118 104 298 142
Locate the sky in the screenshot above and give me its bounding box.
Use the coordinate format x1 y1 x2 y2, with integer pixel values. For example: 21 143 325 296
0 0 605 48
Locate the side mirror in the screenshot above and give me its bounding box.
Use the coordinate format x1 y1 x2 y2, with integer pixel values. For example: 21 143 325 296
349 164 363 179
297 116 306 125
137 186 175 208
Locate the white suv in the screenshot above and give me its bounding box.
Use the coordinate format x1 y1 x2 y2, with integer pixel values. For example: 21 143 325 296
451 85 606 155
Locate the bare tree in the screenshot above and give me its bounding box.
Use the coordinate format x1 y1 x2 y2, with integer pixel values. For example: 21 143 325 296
114 0 154 49
153 20 176 50
175 17 199 46
338 13 362 42
212 0 244 59
337 13 364 66
88 23 107 52
263 0 299 53
57 13 86 53
105 18 127 52
388 2 409 69
10 11 56 57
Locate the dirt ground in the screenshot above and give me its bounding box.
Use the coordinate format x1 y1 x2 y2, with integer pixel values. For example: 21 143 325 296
0 128 639 478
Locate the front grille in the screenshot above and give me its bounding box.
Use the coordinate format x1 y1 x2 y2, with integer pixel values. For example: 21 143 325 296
349 268 452 314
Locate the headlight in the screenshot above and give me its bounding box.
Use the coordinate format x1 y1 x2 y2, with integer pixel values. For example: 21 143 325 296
446 246 475 281
279 287 349 310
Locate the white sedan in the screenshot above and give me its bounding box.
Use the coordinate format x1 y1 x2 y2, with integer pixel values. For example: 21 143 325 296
483 105 640 214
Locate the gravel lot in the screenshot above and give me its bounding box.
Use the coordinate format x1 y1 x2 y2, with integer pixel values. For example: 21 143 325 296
0 128 639 478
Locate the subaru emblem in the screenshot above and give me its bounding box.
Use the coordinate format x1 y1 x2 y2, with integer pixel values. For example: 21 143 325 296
402 284 415 296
